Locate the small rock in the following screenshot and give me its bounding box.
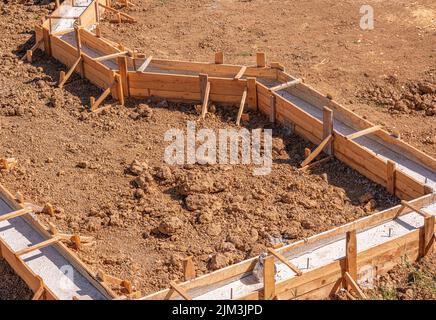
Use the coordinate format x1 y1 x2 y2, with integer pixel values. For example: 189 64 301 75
158 216 183 235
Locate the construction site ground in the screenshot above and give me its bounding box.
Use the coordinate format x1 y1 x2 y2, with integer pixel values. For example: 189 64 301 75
0 0 435 299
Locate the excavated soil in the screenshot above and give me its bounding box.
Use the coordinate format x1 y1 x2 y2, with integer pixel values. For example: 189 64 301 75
0 0 434 299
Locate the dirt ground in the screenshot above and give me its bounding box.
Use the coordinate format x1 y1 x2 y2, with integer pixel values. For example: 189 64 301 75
0 0 435 299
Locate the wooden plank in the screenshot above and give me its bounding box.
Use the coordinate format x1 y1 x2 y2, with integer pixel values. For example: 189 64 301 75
346 125 382 140
267 248 302 276
94 51 128 61
301 135 332 167
236 88 247 126
323 107 333 155
234 66 247 80
0 208 33 223
401 200 431 218
387 160 396 196
90 86 112 111
115 74 124 105
137 55 153 72
344 272 367 299
117 55 129 96
421 215 435 257
263 255 276 299
15 236 60 257
199 73 208 104
270 79 301 92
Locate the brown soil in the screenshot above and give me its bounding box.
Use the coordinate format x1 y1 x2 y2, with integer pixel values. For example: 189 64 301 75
0 0 434 298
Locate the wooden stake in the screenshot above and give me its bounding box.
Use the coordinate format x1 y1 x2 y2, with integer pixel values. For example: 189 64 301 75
182 256 195 281
386 160 396 196
91 85 113 111
117 56 129 97
299 155 333 172
270 62 285 71
256 52 266 68
55 0 60 8
90 96 95 111
269 94 276 123
201 82 210 119
199 73 209 118
26 50 33 63
95 24 101 37
345 230 357 290
263 255 275 300
236 88 248 126
420 215 435 257
74 27 84 78
215 51 224 64
304 148 311 158
15 191 24 204
323 107 333 155
247 77 257 110
115 74 124 105
42 203 55 217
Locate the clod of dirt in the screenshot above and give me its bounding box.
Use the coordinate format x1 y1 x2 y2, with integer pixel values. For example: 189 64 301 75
208 253 229 270
129 159 149 176
158 216 183 235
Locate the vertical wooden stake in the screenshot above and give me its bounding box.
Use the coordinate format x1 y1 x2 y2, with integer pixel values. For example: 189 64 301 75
59 71 65 85
26 50 33 63
263 255 275 300
95 0 100 23
269 94 276 123
55 0 60 8
304 148 312 158
386 160 396 196
420 215 435 257
117 55 129 97
345 230 357 291
115 74 124 106
199 73 208 104
90 96 95 111
71 235 82 251
16 192 24 204
74 27 84 78
95 24 101 37
215 52 224 64
247 77 257 111
183 256 196 281
256 52 266 68
42 26 51 55
323 107 333 155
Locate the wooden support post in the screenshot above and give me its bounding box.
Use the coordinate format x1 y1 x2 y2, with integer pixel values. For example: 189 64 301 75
32 285 45 300
48 222 58 236
215 51 224 64
169 282 192 300
300 135 333 167
74 27 84 78
95 0 100 23
267 248 302 276
386 160 396 196
236 88 248 126
263 255 275 300
16 191 24 204
115 74 124 106
269 94 276 123
42 26 51 55
90 97 96 111
323 107 333 155
420 215 435 257
256 52 266 68
91 85 113 111
182 256 195 281
247 77 257 111
345 230 357 290
299 155 334 172
117 55 129 97
234 66 247 80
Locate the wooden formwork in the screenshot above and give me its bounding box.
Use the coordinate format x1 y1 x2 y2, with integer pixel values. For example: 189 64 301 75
7 0 435 300
143 193 435 300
